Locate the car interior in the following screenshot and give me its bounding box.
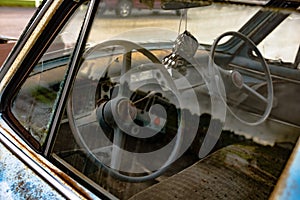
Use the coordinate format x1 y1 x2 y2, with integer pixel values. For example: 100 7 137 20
7 0 300 199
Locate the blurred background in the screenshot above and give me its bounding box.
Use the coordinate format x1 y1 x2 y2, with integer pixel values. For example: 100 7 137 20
0 0 38 38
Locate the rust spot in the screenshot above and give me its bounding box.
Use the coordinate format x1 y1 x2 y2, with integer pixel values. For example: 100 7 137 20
0 124 94 199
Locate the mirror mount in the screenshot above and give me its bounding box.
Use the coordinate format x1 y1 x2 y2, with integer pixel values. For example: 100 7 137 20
160 0 212 10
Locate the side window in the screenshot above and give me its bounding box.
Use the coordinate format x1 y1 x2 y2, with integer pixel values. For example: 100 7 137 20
11 6 87 146
258 12 300 64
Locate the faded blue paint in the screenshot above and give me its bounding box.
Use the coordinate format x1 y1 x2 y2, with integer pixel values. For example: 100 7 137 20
278 149 300 199
273 140 300 200
0 142 65 200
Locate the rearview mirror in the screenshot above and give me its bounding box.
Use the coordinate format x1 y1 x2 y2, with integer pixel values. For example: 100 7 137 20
161 0 212 10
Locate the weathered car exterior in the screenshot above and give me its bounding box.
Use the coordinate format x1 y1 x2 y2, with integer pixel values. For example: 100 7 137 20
0 0 299 199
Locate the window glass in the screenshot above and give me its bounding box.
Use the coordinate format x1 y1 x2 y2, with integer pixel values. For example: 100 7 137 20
11 6 87 145
51 1 298 199
51 2 259 199
258 12 300 63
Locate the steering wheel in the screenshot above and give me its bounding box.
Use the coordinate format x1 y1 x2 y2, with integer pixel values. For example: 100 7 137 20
67 40 196 182
210 31 273 126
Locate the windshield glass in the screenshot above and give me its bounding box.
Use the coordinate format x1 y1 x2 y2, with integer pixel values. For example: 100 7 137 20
88 4 259 44
88 3 300 64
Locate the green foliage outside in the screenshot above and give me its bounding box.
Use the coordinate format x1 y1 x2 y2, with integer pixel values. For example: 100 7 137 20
0 0 36 7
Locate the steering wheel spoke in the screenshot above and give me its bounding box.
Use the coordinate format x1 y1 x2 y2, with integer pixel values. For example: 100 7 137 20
110 128 125 170
242 83 268 104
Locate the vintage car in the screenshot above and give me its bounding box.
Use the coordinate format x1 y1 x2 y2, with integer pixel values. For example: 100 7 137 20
0 0 299 199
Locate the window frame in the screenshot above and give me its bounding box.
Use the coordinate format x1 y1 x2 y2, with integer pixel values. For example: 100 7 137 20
1 0 94 152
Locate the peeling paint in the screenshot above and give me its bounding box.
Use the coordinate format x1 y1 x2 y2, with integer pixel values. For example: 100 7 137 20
0 142 64 200
0 113 98 199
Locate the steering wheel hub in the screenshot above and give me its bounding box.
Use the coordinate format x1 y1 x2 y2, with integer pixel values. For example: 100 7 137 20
98 97 137 129
232 70 244 89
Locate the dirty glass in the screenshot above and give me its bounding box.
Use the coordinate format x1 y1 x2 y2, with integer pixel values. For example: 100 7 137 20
11 6 87 145
52 1 299 199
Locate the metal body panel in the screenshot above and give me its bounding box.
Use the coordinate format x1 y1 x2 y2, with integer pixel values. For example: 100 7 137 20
270 139 300 200
0 116 100 200
0 141 64 200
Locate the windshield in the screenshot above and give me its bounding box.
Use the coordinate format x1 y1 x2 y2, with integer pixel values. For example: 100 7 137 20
88 2 299 63
88 4 259 44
